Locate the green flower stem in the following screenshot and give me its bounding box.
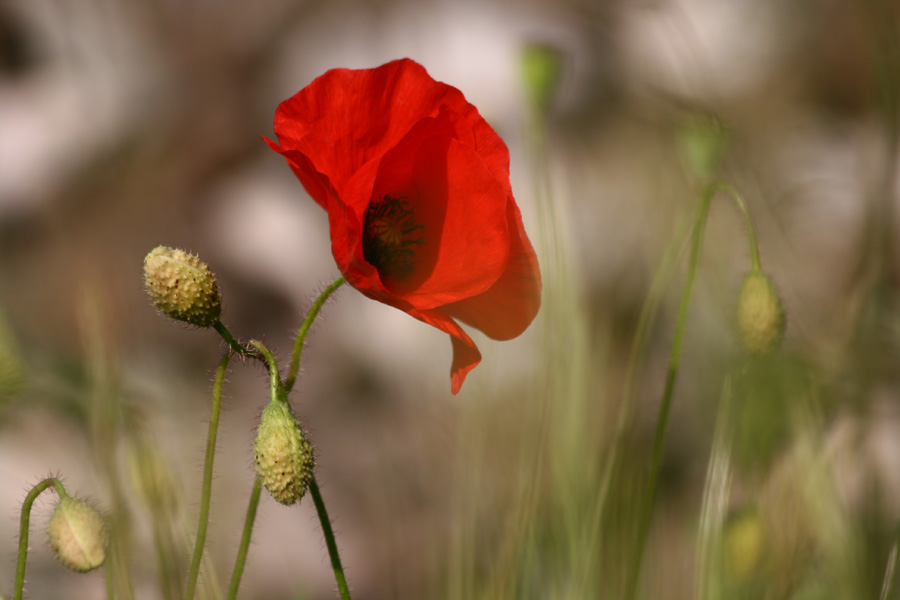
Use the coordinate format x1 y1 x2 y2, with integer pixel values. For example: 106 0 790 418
14 477 67 600
213 320 280 387
214 320 250 357
285 277 346 392
226 477 263 600
247 339 282 400
624 182 723 600
185 352 231 600
715 182 762 271
309 475 351 600
212 286 350 598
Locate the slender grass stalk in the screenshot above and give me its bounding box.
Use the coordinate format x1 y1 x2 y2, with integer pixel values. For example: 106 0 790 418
14 477 67 600
152 521 175 600
309 475 352 600
625 181 759 600
79 288 134 600
576 212 693 597
184 352 231 600
881 523 900 600
226 478 263 600
106 561 115 600
285 277 346 392
696 375 735 600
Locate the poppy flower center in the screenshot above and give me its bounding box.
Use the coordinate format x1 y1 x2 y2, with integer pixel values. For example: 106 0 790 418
362 194 425 280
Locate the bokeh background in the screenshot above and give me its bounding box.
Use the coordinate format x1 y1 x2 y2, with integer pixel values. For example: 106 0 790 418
1 0 899 599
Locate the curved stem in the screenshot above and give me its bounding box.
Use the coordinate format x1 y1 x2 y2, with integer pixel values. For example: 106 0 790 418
185 352 231 600
309 475 351 600
214 320 250 357
715 181 762 271
285 277 346 392
624 183 717 600
15 478 67 600
226 477 263 600
247 339 282 398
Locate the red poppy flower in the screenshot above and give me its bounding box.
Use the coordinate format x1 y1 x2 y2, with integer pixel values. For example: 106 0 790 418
266 58 541 394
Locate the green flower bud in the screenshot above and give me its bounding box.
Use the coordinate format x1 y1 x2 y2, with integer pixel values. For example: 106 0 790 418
521 43 562 113
724 509 764 579
144 246 221 327
254 400 314 505
678 114 730 180
47 497 108 573
736 271 785 354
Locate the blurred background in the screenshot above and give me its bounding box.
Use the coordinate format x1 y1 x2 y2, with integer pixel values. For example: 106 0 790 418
1 0 899 598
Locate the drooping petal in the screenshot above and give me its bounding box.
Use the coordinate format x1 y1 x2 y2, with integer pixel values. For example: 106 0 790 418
444 201 541 340
404 306 482 394
268 59 542 393
263 145 337 210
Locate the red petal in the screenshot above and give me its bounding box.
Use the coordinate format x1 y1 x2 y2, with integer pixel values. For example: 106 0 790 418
444 201 541 340
404 306 482 394
368 110 510 307
268 60 464 197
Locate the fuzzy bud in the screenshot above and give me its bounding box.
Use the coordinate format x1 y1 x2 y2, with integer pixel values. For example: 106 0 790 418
47 497 108 573
735 271 785 354
254 400 314 505
144 246 221 327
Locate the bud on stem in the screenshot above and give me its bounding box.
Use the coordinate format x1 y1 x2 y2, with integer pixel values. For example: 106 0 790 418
254 399 314 505
735 270 785 354
46 497 108 573
144 246 222 327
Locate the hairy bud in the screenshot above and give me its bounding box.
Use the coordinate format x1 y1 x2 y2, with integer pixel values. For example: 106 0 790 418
254 400 314 505
144 246 221 327
735 271 785 354
47 497 108 573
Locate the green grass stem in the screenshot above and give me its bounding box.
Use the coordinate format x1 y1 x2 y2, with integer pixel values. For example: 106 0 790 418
184 352 231 600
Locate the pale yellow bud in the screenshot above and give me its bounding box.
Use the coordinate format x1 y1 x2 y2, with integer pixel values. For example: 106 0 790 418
47 497 108 573
254 400 314 505
735 271 785 354
144 246 221 327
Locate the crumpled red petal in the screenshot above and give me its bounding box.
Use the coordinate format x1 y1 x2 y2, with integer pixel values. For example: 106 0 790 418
404 306 482 394
445 201 542 340
267 58 541 393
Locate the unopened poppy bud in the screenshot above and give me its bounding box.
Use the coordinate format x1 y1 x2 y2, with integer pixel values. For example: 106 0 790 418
47 497 108 573
724 509 764 579
678 114 730 180
735 271 785 354
144 246 221 327
254 400 314 505
521 43 562 113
